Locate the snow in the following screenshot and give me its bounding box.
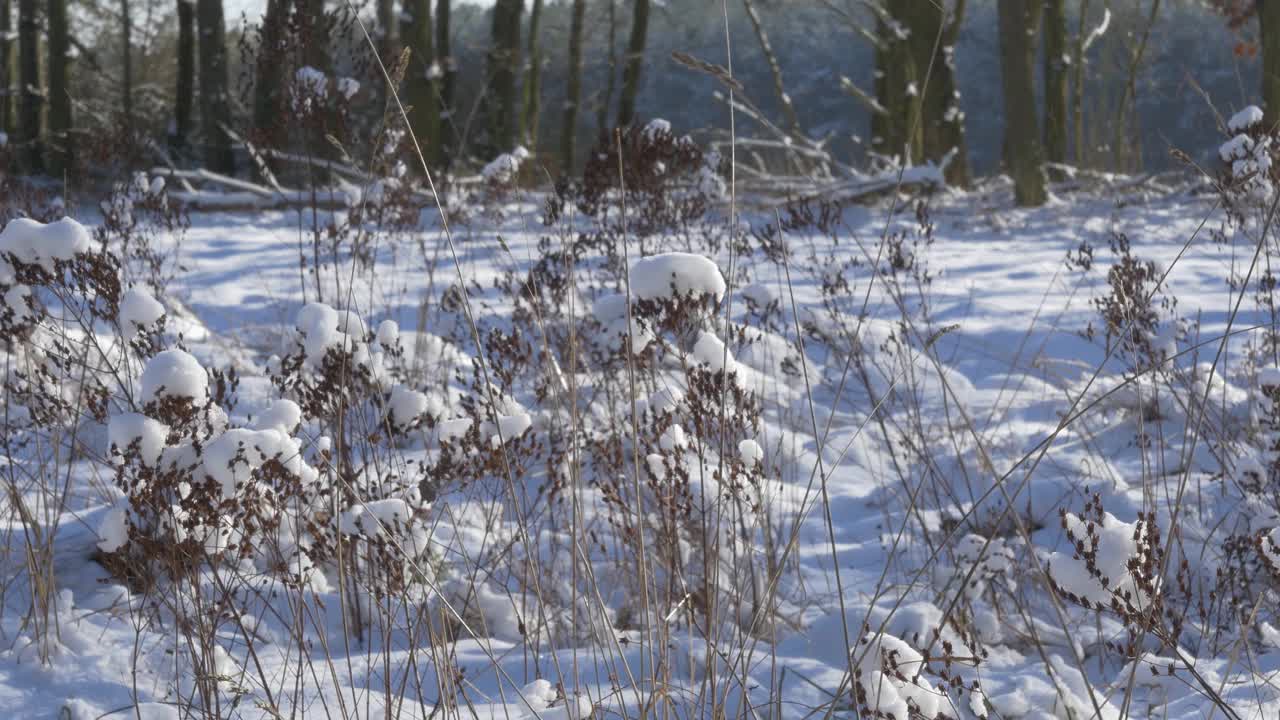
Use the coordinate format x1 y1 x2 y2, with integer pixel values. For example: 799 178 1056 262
119 286 165 340
482 147 530 184
202 427 311 499
691 330 735 374
387 385 430 429
1047 511 1158 611
376 318 400 348
336 77 360 100
13 155 1280 718
95 502 130 553
294 66 327 97
3 284 32 321
1228 105 1265 132
251 399 302 435
0 216 92 277
630 252 726 303
139 349 208 403
108 412 169 466
339 498 416 536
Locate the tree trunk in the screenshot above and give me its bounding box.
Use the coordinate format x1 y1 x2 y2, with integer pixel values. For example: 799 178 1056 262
615 0 649 127
436 0 454 168
871 13 921 165
47 0 69 176
902 0 970 186
173 0 195 155
742 0 800 136
521 0 543 151
252 0 286 153
997 0 1046 206
17 0 39 173
299 0 328 72
377 0 397 63
0 0 11 137
197 0 235 173
1261 0 1280 125
122 0 134 125
559 0 585 171
597 0 616 134
1043 0 1068 165
1072 0 1091 166
404 0 437 165
483 0 522 155
1112 0 1159 173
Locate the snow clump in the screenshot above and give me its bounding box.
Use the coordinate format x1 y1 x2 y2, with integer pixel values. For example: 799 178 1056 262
119 287 165 341
630 253 726 303
140 349 208 403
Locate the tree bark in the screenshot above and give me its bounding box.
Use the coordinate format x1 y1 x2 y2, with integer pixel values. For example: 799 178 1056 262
173 0 195 155
521 0 543 150
122 0 134 125
616 0 649 127
1261 0 1280 124
47 0 70 175
17 0 40 173
252 0 287 154
377 0 397 63
906 0 970 186
597 0 616 134
1072 0 1090 166
0 0 11 136
483 0 522 155
559 0 586 171
871 12 921 165
404 0 438 165
1043 0 1068 164
436 0 454 168
997 0 1046 206
197 0 235 173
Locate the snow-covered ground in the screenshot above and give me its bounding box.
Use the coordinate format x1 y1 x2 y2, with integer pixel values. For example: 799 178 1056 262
4 175 1280 720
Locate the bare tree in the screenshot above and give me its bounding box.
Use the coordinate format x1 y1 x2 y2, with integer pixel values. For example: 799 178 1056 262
48 0 70 175
17 0 40 172
597 0 617 134
436 0 455 168
252 0 287 155
198 0 234 173
871 6 921 165
559 0 586 171
1043 0 1068 165
616 0 649 127
521 0 544 151
483 0 523 154
998 0 1047 205
0 0 10 136
122 0 134 124
1266 0 1280 122
172 0 195 155
404 0 438 164
377 0 397 63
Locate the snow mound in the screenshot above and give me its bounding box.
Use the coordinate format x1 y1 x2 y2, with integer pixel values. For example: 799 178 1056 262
119 287 165 340
1229 105 1265 132
387 385 431 429
108 412 169 467
140 349 208 403
852 632 947 720
0 216 92 277
1047 510 1159 612
202 427 313 499
251 399 302 435
630 253 726 303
